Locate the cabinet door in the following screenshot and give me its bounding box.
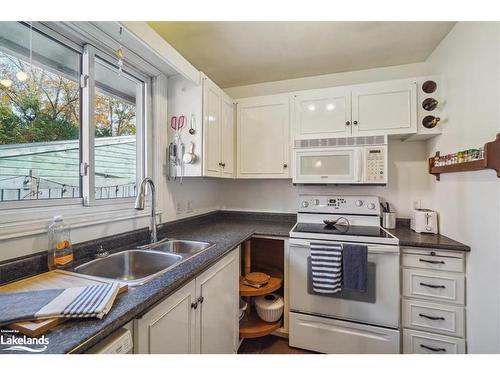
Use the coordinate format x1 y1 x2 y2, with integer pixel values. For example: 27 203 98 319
237 95 290 178
294 87 351 139
221 93 235 178
134 280 197 354
351 80 416 136
195 248 239 354
203 77 222 177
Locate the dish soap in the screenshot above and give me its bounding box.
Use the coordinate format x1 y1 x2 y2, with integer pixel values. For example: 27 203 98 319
48 216 74 270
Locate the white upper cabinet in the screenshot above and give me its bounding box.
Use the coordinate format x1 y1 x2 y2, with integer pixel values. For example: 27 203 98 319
237 94 291 178
351 80 417 136
203 77 223 177
202 76 235 178
294 87 351 139
291 79 417 140
221 93 235 178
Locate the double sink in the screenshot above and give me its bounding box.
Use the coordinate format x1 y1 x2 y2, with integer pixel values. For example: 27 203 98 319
74 239 213 286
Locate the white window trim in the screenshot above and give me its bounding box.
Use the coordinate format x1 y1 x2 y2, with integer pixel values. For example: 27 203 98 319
0 22 165 237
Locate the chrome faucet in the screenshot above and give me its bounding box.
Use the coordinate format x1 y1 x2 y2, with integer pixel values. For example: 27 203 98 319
135 177 157 243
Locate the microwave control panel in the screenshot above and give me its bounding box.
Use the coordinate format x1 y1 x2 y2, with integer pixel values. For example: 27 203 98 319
365 147 387 183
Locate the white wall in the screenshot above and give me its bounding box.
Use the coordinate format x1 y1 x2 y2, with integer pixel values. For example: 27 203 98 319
424 22 500 353
224 62 427 98
220 139 430 217
160 177 221 221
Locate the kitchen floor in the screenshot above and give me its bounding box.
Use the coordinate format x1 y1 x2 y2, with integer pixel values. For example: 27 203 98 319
238 336 316 354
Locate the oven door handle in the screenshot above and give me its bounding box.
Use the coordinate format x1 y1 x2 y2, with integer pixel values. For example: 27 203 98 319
289 243 399 254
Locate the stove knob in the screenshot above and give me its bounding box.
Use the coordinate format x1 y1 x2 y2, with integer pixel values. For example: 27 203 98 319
302 201 309 208
355 200 363 207
367 203 376 210
312 199 320 206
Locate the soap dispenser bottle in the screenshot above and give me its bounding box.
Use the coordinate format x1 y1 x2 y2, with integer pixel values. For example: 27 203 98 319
48 216 74 270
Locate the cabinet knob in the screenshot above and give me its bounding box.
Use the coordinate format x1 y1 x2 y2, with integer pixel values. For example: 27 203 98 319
198 296 204 304
345 121 351 126
221 163 226 168
218 162 223 167
191 301 198 309
353 120 358 125
283 164 288 168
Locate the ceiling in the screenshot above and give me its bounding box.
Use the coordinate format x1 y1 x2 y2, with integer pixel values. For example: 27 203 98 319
148 22 455 88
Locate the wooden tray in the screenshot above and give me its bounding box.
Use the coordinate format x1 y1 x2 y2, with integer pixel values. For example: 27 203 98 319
0 269 128 337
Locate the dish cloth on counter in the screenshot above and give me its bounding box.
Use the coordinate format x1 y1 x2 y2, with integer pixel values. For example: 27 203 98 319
309 242 343 294
0 282 120 326
342 243 368 293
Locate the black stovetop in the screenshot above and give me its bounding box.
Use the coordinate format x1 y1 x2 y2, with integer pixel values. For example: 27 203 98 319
292 223 392 238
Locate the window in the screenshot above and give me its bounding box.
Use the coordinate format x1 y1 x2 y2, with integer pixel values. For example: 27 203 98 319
0 22 81 201
0 22 150 208
94 56 142 200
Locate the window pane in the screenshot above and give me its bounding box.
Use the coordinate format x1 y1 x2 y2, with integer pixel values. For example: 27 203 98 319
94 57 138 200
0 22 81 202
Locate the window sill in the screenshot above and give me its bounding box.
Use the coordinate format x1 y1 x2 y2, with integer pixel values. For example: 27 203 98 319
0 200 161 241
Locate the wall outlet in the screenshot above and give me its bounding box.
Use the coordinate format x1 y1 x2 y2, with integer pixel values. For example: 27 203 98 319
176 201 183 214
186 200 194 213
413 200 422 209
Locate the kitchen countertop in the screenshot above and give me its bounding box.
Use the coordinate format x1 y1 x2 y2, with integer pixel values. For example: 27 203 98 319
0 211 469 354
0 212 294 354
386 218 470 252
387 227 470 252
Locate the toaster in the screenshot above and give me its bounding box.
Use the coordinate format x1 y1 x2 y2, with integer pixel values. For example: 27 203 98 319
411 209 439 234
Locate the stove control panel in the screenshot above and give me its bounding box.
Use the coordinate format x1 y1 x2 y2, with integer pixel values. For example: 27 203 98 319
298 195 381 215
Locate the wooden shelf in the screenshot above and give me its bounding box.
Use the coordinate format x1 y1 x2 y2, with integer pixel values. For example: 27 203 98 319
239 311 282 339
429 133 500 181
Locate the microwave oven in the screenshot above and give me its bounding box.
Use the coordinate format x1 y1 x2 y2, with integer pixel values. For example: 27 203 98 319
292 136 388 184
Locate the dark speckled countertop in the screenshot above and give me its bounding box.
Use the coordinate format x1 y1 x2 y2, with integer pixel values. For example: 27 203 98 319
0 211 295 354
0 211 469 354
386 218 470 252
386 227 470 252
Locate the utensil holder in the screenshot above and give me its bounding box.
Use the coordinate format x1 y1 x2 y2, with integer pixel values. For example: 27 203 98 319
382 212 396 229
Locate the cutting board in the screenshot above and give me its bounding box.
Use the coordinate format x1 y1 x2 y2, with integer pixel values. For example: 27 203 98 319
0 269 128 337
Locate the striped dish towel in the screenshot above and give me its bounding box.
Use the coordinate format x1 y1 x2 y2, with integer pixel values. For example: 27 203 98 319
0 283 120 326
309 242 343 294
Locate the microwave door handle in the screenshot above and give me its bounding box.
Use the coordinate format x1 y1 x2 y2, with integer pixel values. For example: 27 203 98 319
355 149 363 182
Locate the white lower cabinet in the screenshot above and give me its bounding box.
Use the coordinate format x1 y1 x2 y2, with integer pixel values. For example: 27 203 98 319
196 248 239 353
134 248 239 354
402 299 465 337
289 312 400 354
401 247 466 354
403 329 466 354
134 279 197 354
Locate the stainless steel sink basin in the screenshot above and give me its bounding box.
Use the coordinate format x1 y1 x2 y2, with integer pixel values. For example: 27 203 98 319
144 239 212 255
74 250 183 286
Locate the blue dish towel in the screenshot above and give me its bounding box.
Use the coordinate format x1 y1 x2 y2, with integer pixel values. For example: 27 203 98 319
309 242 343 294
0 283 120 326
342 243 368 293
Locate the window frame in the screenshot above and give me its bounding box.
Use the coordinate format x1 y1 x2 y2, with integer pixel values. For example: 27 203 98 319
0 22 154 214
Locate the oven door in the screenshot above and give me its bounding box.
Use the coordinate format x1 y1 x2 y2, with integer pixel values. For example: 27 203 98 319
289 238 400 328
292 147 362 184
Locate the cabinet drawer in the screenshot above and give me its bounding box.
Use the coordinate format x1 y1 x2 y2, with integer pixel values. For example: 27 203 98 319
403 329 465 354
403 268 465 305
402 299 465 337
402 253 464 273
289 312 399 354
